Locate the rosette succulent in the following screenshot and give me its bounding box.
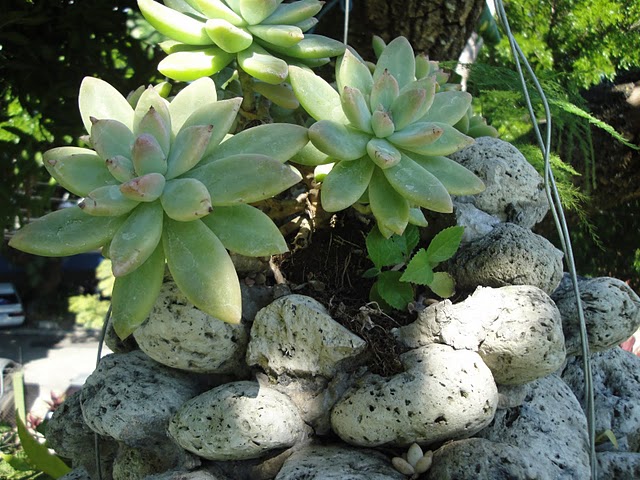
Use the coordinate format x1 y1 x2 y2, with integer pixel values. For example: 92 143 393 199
289 36 487 237
9 77 307 338
138 0 346 83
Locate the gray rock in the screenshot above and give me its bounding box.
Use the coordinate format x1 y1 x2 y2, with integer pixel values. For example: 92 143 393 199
451 137 548 229
597 452 640 479
447 223 563 294
168 381 308 461
331 344 498 447
424 438 551 480
477 374 590 479
144 471 227 480
133 281 250 374
275 444 405 479
394 285 566 385
552 275 640 356
59 467 92 480
246 295 367 378
562 347 640 452
453 201 501 244
497 383 531 409
241 284 274 323
112 443 190 480
80 350 202 447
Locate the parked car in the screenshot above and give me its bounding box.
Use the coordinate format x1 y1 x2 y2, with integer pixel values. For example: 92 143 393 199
0 283 25 327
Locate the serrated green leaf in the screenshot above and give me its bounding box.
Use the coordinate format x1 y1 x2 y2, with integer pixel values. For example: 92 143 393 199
376 270 414 310
365 225 408 268
400 248 434 285
404 224 420 253
429 271 456 298
425 225 464 264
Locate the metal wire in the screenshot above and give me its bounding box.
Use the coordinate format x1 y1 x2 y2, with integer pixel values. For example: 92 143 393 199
492 1 597 478
93 304 111 480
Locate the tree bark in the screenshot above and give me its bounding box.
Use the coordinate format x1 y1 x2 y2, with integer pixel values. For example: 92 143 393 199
315 0 487 60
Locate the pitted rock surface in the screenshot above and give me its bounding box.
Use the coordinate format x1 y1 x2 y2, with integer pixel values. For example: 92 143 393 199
450 136 548 229
80 350 202 447
424 438 550 480
562 347 640 452
453 201 501 243
246 294 366 378
552 275 640 356
331 344 498 447
59 468 92 480
145 471 227 480
477 374 590 479
447 222 563 294
275 444 405 479
111 443 188 480
168 381 307 461
497 383 531 409
597 452 640 479
134 281 250 374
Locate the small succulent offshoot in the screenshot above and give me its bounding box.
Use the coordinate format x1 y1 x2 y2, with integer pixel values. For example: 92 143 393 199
289 36 487 238
392 443 434 478
9 76 308 338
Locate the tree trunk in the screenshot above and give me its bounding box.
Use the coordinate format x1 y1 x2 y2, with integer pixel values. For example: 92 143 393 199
315 0 486 60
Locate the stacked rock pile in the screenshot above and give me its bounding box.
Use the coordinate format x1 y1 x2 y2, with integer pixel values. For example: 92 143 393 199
50 138 640 480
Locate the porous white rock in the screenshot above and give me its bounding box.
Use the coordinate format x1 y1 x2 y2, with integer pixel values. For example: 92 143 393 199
447 222 563 294
477 374 590 479
451 136 548 229
111 442 190 480
597 452 640 479
80 350 202 447
453 201 501 243
168 381 308 461
562 347 640 452
59 468 92 480
133 281 250 374
275 444 406 479
552 275 640 356
246 294 367 378
330 344 498 447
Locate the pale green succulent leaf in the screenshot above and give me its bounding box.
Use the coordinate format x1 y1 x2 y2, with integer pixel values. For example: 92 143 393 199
79 77 134 133
186 153 302 205
466 124 499 138
43 147 119 197
112 242 166 339
429 272 456 298
373 36 415 89
408 207 428 227
202 204 288 256
224 0 242 14
81 185 140 216
336 48 374 97
165 0 204 15
166 124 214 179
370 108 395 139
371 35 386 58
370 70 399 112
133 86 172 138
369 167 409 236
169 77 218 136
262 33 345 59
205 18 254 53
237 42 289 84
262 0 323 24
383 154 453 213
240 0 280 25
391 87 431 131
400 249 434 285
293 16 318 32
132 133 168 176
163 218 242 323
252 81 300 109
320 156 374 212
289 65 348 123
138 0 211 44
366 138 401 169
387 122 444 150
421 91 473 125
137 106 172 155
402 123 474 156
90 118 135 161
309 120 370 161
411 154 485 195
248 24 303 48
290 141 331 166
161 178 213 221
425 225 464 264
195 0 245 25
120 173 166 202
158 47 235 82
341 86 373 133
9 207 126 257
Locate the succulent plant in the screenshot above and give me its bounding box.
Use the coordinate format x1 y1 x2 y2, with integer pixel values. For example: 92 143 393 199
391 443 433 478
289 36 487 237
9 76 307 338
138 0 346 83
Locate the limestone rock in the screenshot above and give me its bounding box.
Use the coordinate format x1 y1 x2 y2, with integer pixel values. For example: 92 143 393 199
451 136 548 229
331 344 498 447
59 468 92 480
275 444 405 479
562 347 640 452
80 350 202 447
424 438 550 480
134 281 250 374
453 201 501 244
168 381 308 461
246 295 366 378
145 471 227 480
597 452 640 479
552 275 640 356
497 383 531 409
111 442 190 480
477 374 590 479
447 223 563 294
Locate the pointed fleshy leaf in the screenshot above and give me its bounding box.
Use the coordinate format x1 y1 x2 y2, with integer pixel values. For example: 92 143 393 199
371 35 386 59
9 206 126 257
408 207 428 227
252 81 300 109
225 0 242 14
262 0 323 25
187 153 302 205
341 86 372 133
336 48 374 97
137 106 172 155
290 141 331 166
467 123 499 138
369 167 409 236
133 87 172 138
415 53 430 79
163 218 241 323
137 0 211 45
320 156 374 212
166 124 214 179
293 16 318 32
263 33 345 59
388 122 443 151
169 77 218 136
180 98 242 158
309 120 370 161
80 185 140 216
399 76 436 108
132 133 168 176
425 225 464 264
391 88 430 131
373 36 415 89
205 18 253 52
383 154 452 213
158 47 235 82
240 0 280 24
195 0 245 25
106 155 136 182
205 123 308 163
403 122 474 156
366 138 401 169
248 24 303 48
411 154 485 195
400 248 434 285
120 173 166 202
161 178 213 221
110 201 163 277
313 162 334 181
44 147 118 196
429 271 456 298
370 108 395 138
237 42 289 84
421 91 473 125
111 242 165 339
370 69 399 112
202 204 287 256
90 118 135 161
289 65 348 123
79 77 134 133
